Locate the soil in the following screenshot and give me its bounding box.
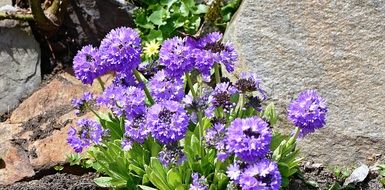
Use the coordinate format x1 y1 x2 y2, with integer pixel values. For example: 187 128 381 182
287 163 384 190
0 172 103 190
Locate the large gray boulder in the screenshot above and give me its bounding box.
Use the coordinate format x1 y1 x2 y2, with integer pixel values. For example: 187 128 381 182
0 14 41 115
224 0 385 166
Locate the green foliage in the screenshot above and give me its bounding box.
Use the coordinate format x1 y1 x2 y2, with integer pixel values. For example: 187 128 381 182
378 164 385 187
133 0 208 42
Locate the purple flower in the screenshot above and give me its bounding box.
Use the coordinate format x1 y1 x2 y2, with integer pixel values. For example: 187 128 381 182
227 163 242 182
112 70 140 87
235 72 267 100
121 139 133 151
209 82 237 113
192 48 215 81
239 159 281 190
189 173 208 190
159 36 195 78
205 123 228 161
196 32 237 73
99 27 142 72
124 113 149 145
67 119 103 153
148 70 184 102
73 45 104 84
97 84 145 117
147 100 189 144
288 90 327 136
72 92 95 116
183 88 213 118
226 117 272 163
158 145 186 167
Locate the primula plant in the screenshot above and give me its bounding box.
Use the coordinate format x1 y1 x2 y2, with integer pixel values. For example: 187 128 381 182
68 26 328 190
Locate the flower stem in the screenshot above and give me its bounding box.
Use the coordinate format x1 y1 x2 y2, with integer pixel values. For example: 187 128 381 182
214 63 221 84
133 69 155 105
185 72 197 98
197 111 204 156
96 77 105 91
86 103 101 120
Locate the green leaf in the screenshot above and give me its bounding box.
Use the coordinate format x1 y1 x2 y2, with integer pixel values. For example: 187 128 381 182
263 102 278 125
195 4 208 14
147 30 163 41
149 8 167 26
167 168 182 188
139 185 158 190
94 177 126 188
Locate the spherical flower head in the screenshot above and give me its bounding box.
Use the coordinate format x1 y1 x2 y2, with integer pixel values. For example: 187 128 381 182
148 70 184 102
197 32 238 73
99 27 142 72
192 48 215 81
239 159 281 190
147 100 189 144
235 72 267 100
124 113 149 143
143 40 160 57
67 119 103 153
73 45 104 84
288 90 327 136
189 173 208 190
158 145 186 167
97 84 145 117
159 36 195 78
209 82 237 113
226 117 272 163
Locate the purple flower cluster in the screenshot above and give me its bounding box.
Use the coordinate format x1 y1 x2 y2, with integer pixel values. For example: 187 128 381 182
97 85 145 118
72 92 95 116
235 72 267 100
226 117 272 163
159 37 195 78
148 70 184 102
67 119 104 153
209 82 237 113
205 123 227 161
122 113 149 151
288 90 327 136
195 32 237 73
99 27 142 72
239 159 281 190
189 173 208 190
73 27 142 86
226 160 281 190
159 32 237 80
73 45 104 84
147 100 189 144
158 145 186 167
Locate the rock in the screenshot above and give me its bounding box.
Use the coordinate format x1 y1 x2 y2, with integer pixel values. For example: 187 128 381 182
0 73 105 185
0 18 41 115
343 164 369 186
65 0 135 46
224 0 385 166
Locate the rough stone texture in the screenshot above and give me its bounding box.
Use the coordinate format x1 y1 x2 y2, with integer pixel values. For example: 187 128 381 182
224 0 385 166
0 17 41 115
0 73 110 185
65 0 135 46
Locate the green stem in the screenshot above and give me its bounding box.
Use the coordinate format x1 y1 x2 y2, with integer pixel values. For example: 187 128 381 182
185 73 197 98
235 93 244 117
133 69 155 105
96 77 105 91
197 111 204 157
86 103 101 120
214 63 221 84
